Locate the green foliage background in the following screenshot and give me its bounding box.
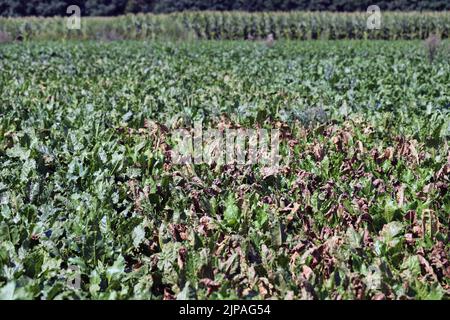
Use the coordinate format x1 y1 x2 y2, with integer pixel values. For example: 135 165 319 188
1 11 449 41
0 0 449 17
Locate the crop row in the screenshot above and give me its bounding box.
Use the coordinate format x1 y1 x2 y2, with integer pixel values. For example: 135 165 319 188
0 11 449 41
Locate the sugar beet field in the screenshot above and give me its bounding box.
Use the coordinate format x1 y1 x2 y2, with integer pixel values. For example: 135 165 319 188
0 38 449 300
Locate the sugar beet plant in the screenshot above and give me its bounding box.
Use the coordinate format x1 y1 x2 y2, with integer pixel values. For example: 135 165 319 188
0 40 449 299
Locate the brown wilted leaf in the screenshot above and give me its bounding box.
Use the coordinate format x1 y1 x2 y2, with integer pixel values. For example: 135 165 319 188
302 265 314 281
405 233 415 246
381 147 394 161
178 247 188 270
198 216 214 236
372 293 386 300
331 135 340 145
412 224 423 238
356 140 364 153
418 254 438 281
341 131 352 146
163 288 176 300
351 277 366 300
408 140 420 164
396 184 405 207
288 139 299 148
430 242 450 279
199 278 220 296
363 228 373 246
285 291 295 300
257 277 274 298
436 163 450 179
404 210 416 223
170 224 189 242
313 143 324 161
261 166 279 179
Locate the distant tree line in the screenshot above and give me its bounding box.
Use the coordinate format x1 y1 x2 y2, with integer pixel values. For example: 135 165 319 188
1 0 449 17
